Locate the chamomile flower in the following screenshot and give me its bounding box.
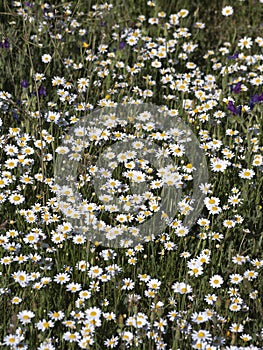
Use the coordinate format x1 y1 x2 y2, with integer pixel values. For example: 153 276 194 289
54 272 71 284
42 54 52 63
222 6 234 16
239 168 255 179
9 193 25 205
204 294 218 305
238 36 253 49
122 278 135 290
35 319 55 331
210 158 229 172
147 278 161 290
229 274 243 284
244 270 258 280
104 336 119 348
229 303 241 312
209 275 224 288
17 310 35 325
11 296 22 304
230 323 244 333
48 310 65 321
13 270 31 287
66 282 82 293
3 334 21 346
192 329 212 342
63 331 81 342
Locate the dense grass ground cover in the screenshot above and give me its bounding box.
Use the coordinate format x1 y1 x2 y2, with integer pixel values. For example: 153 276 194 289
0 0 263 349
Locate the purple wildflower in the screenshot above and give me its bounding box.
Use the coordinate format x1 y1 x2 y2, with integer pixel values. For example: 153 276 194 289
227 52 239 60
227 101 242 116
39 85 46 96
0 38 10 49
251 92 263 104
21 80 28 88
119 41 126 50
13 110 19 121
230 81 242 94
250 92 263 109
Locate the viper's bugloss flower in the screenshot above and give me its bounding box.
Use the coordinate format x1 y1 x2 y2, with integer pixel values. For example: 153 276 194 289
21 80 28 88
251 92 263 104
13 110 19 121
119 41 126 50
228 52 239 60
230 82 242 94
39 85 46 96
25 2 33 7
250 92 263 109
0 38 10 49
227 101 242 115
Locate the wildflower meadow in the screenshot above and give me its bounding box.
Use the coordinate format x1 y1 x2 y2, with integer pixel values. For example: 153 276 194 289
0 1 263 349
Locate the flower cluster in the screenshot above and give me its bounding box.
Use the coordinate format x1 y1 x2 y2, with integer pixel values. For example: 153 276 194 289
0 1 262 349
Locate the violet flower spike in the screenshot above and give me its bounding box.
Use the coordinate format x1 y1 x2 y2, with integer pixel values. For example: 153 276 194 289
13 110 19 121
39 85 46 96
253 92 263 103
25 2 33 7
227 52 239 60
119 41 126 50
250 92 263 108
227 101 242 116
21 80 28 88
233 82 242 94
0 38 10 49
